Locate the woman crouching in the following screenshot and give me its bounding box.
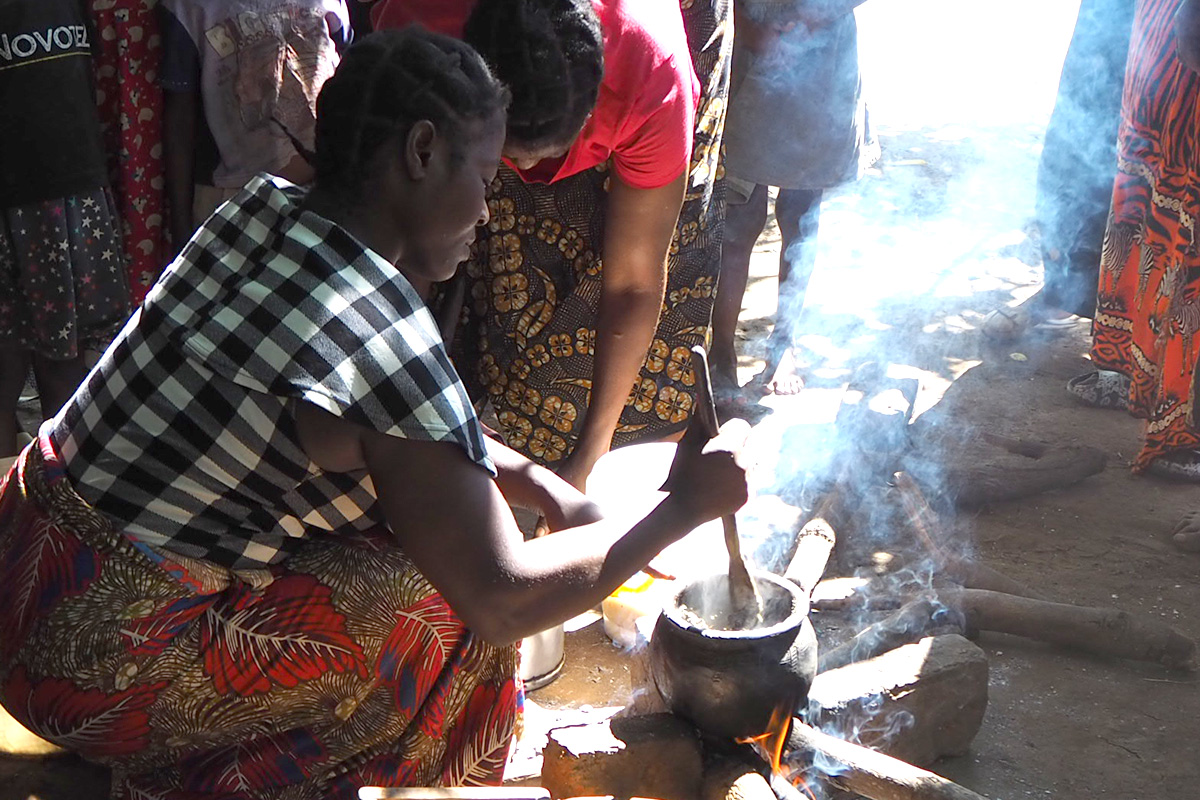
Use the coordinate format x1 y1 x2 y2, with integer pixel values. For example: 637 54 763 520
0 28 748 800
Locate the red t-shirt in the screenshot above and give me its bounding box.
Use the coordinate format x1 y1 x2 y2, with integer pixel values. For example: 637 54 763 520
372 0 699 189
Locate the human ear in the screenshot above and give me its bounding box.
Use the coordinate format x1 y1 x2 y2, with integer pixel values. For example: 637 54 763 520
404 120 438 179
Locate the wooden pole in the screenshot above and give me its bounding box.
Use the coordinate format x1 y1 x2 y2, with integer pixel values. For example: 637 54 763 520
948 588 1197 671
783 502 837 599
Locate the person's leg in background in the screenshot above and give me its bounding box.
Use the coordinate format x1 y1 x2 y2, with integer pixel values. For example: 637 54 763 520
0 347 29 457
711 182 769 411
1037 0 1133 322
30 353 88 424
986 0 1134 340
759 187 822 395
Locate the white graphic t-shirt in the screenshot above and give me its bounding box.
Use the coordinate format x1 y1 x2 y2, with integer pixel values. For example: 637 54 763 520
161 0 350 189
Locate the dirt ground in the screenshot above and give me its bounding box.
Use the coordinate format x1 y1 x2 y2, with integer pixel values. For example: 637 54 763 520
523 323 1200 800
4 3 1199 799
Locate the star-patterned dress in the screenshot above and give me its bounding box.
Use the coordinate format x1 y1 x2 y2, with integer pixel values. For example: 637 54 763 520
0 188 131 360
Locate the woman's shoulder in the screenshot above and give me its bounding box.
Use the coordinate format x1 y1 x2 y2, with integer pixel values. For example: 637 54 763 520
580 0 697 187
598 0 692 79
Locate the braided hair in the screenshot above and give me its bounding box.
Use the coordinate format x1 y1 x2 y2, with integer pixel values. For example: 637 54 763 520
312 27 510 200
463 0 604 151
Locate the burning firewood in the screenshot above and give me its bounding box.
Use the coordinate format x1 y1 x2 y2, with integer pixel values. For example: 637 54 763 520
783 493 838 599
786 719 993 800
701 755 777 800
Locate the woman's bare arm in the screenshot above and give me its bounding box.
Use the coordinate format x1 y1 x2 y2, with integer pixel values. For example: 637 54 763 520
361 421 747 646
555 170 687 491
483 433 604 531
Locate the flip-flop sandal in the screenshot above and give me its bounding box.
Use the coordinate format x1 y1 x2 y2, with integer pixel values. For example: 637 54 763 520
1148 450 1200 483
1034 314 1082 330
1065 370 1130 410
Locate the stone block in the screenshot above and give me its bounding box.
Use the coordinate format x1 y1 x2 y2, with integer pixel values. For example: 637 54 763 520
540 713 702 800
806 634 988 767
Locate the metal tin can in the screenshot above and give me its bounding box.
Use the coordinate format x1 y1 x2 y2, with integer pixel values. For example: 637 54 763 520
518 624 565 691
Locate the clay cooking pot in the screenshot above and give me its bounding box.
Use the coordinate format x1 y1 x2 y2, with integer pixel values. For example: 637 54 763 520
648 570 817 740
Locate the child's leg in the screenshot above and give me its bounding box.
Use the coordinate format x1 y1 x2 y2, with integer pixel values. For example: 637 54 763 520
31 353 87 422
760 188 822 395
711 184 769 398
0 347 29 457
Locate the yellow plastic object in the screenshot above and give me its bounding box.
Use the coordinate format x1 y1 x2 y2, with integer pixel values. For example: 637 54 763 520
601 572 672 649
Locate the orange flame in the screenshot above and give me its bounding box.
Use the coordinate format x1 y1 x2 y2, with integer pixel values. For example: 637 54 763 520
737 705 817 800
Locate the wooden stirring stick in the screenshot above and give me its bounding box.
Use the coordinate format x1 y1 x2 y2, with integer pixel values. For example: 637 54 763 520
689 346 762 625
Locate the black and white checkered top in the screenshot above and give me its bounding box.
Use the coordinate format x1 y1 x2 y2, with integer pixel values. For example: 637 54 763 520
50 176 495 570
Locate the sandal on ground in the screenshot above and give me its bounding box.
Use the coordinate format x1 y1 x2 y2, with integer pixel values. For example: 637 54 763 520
1034 314 1082 330
1065 370 1130 410
1148 450 1200 483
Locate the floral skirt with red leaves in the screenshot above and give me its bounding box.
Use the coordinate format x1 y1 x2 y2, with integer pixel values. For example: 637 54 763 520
0 436 520 800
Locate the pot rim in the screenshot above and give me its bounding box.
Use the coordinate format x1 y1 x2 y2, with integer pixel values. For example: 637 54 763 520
659 569 810 640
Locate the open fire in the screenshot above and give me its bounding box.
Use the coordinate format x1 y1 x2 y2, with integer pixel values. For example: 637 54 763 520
535 361 1196 800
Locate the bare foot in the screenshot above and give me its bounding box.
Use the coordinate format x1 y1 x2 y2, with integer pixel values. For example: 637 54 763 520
755 346 804 396
1171 510 1200 552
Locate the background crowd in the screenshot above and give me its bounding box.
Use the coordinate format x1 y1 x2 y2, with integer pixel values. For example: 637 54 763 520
0 0 1199 797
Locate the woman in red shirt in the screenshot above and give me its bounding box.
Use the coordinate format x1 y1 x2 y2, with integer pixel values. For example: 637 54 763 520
373 0 730 491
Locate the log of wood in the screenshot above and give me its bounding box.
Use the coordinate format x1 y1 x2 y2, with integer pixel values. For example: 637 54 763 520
893 473 1047 600
818 588 1197 672
946 588 1197 671
783 513 836 598
700 755 776 800
786 720 993 800
818 598 967 673
940 556 1047 601
976 431 1047 459
917 441 1107 510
